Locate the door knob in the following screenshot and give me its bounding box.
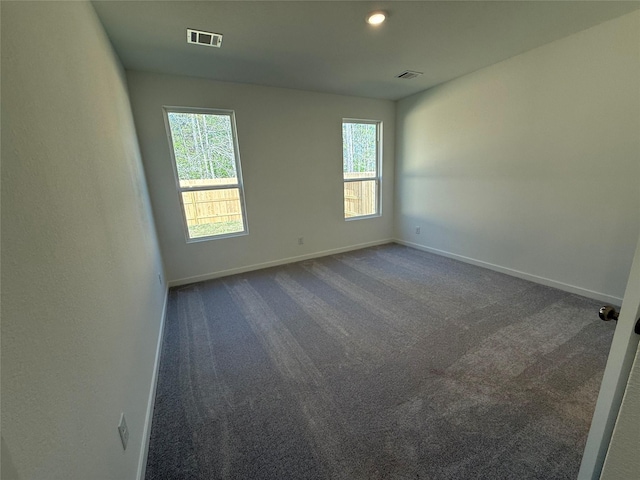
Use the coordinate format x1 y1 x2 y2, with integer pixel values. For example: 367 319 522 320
600 305 640 335
599 305 619 322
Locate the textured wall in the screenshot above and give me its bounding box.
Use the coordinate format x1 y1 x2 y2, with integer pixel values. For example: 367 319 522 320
126 72 395 284
1 2 166 479
395 11 640 301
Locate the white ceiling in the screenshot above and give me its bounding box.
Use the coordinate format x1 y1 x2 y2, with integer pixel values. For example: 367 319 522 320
92 1 640 101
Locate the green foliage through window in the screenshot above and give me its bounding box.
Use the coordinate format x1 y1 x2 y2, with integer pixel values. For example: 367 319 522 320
168 112 238 181
343 122 377 175
342 120 381 219
165 108 247 241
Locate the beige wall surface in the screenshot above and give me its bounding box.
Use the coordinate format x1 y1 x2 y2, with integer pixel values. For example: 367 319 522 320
126 71 395 284
395 11 640 302
1 2 166 479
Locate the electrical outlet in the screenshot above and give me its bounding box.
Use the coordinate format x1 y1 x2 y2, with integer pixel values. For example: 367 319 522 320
298 237 304 245
118 413 129 450
415 226 421 234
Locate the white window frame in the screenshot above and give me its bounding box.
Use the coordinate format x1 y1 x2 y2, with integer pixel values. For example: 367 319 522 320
342 118 382 220
162 106 249 242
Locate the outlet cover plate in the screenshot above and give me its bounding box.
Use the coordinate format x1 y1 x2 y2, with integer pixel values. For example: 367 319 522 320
118 413 129 450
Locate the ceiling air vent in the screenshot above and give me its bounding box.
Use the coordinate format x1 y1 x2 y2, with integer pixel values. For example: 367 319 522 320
187 28 223 48
395 70 423 80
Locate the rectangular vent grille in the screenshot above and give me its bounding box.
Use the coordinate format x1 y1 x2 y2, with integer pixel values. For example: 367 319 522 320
395 70 423 80
187 29 223 48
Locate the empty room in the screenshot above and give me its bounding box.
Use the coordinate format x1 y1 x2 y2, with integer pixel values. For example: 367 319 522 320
2 1 640 480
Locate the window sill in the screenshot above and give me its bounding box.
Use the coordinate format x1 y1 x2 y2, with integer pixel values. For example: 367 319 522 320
186 230 248 243
345 213 381 221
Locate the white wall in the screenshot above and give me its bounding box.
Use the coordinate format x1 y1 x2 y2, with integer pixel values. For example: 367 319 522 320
395 11 640 302
1 2 166 479
126 72 395 284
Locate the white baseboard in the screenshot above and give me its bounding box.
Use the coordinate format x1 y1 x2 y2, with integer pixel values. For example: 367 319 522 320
394 239 623 305
168 239 394 287
137 286 170 480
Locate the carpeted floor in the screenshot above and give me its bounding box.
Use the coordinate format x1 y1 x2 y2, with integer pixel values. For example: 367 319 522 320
145 244 615 480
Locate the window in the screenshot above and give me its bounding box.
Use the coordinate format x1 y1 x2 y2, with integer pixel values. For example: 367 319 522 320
164 107 248 241
342 119 381 219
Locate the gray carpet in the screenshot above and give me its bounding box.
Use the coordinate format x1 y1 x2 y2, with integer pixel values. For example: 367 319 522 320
145 244 615 480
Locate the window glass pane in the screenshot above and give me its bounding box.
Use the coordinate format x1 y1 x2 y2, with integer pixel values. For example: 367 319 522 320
342 122 377 178
181 188 244 239
344 180 377 218
167 112 238 188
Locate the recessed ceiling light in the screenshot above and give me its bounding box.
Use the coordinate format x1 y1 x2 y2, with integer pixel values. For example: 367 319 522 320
366 11 387 25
